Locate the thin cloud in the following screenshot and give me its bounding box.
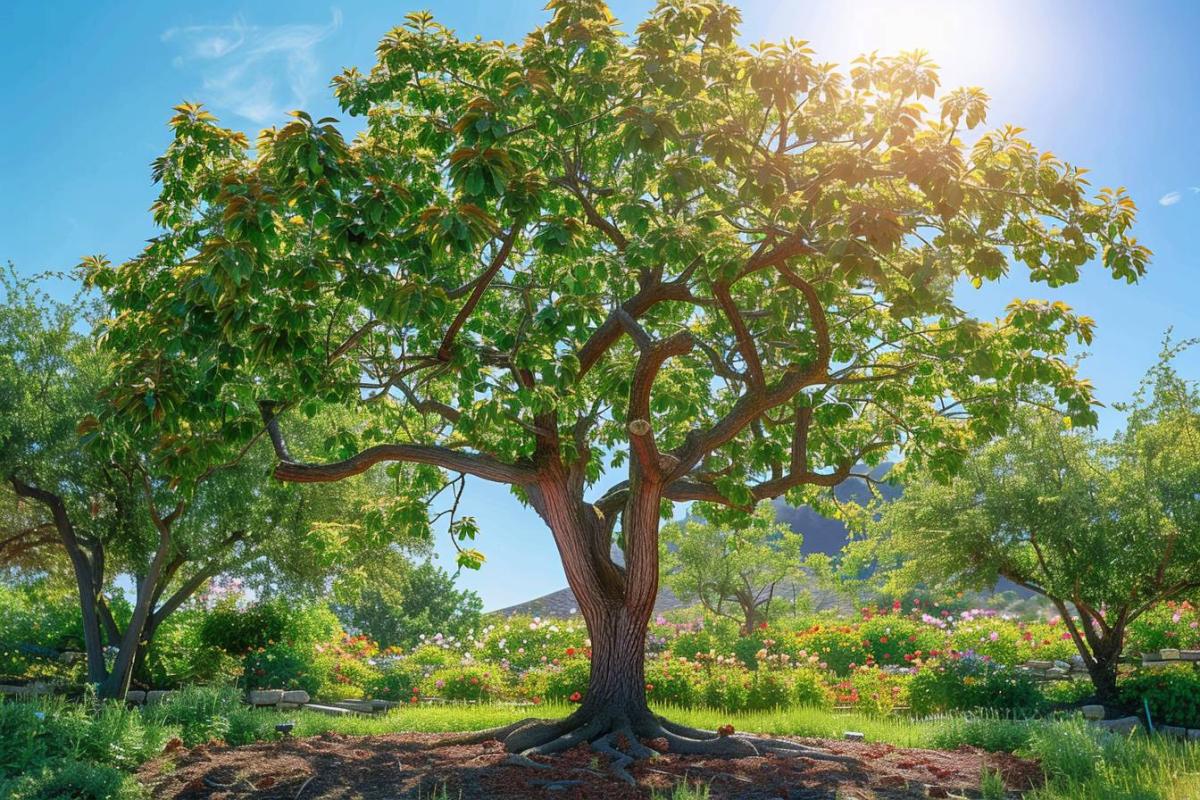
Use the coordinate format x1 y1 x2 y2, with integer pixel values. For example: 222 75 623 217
162 10 342 125
1160 191 1182 207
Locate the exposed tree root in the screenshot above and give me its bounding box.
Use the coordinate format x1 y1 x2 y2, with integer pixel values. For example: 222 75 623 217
432 709 860 785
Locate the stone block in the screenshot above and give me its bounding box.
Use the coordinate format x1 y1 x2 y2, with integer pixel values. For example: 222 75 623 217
1159 725 1187 739
248 689 283 706
1095 716 1141 734
1081 704 1105 721
843 731 865 742
1180 650 1200 661
146 690 171 705
1188 729 1200 741
278 702 304 710
281 690 310 705
1159 648 1181 660
1046 667 1068 678
1026 660 1053 670
125 690 146 705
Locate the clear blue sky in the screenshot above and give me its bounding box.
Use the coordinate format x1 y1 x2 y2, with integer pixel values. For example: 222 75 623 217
2 1 1197 609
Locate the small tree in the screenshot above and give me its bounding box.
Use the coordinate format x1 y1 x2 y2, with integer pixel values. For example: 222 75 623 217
0 270 379 698
661 503 804 633
88 0 1145 765
334 555 483 650
852 343 1200 702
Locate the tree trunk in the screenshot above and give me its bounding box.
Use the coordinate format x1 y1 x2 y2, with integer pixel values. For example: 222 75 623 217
1084 637 1123 705
575 601 653 722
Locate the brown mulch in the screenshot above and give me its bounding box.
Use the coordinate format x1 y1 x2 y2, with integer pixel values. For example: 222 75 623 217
137 731 1043 799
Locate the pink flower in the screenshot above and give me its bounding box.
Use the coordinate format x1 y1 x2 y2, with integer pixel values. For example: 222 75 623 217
989 631 999 642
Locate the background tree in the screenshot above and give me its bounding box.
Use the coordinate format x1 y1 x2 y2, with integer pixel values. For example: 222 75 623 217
850 342 1200 702
0 270 390 698
660 503 804 633
333 552 483 650
88 0 1145 767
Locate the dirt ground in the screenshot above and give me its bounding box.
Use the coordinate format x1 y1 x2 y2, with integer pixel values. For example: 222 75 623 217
138 731 1042 799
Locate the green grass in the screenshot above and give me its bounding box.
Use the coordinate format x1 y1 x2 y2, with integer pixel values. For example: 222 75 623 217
277 702 942 746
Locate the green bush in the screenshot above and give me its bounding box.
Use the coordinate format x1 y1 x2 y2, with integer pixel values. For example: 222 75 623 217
790 667 834 709
745 668 793 710
145 685 242 747
908 656 1042 716
1126 602 1200 655
793 624 867 676
243 642 324 695
199 598 289 655
365 661 427 702
948 617 1024 667
425 665 502 702
477 615 587 672
1118 664 1200 728
645 655 700 707
523 656 591 703
859 616 941 668
699 666 750 711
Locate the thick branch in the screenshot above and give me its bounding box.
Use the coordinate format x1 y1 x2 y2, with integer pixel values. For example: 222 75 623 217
259 403 534 485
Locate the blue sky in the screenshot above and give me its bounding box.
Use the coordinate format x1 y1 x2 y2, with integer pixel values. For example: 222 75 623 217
2 1 1197 609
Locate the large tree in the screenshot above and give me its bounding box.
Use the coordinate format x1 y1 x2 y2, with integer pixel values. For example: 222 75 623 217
88 0 1145 767
660 502 805 633
0 270 382 698
851 343 1200 703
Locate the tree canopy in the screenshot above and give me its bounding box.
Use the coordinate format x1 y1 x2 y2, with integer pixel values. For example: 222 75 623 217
849 340 1200 699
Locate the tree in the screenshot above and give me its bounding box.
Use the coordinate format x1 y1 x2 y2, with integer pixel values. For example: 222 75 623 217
851 342 1200 702
0 270 383 698
660 503 804 633
87 0 1145 767
334 554 483 650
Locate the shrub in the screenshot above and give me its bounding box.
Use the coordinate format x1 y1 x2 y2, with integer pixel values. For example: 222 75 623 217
199 598 289 655
846 668 910 716
477 615 587 672
793 624 866 676
146 685 242 747
1126 601 1200 655
1119 665 1200 728
791 667 835 709
948 617 1024 667
523 655 590 704
859 616 940 668
425 665 502 702
1015 620 1078 663
699 666 750 711
645 654 700 708
243 642 324 696
365 661 427 702
908 656 1042 716
403 644 460 677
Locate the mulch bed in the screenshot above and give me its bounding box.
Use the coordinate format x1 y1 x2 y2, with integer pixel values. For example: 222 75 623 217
138 731 1042 799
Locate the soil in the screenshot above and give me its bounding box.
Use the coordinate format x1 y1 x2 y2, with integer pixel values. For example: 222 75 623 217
138 732 1042 799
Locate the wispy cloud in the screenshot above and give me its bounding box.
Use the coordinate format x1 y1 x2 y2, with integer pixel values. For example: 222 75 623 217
1160 191 1183 207
162 10 342 125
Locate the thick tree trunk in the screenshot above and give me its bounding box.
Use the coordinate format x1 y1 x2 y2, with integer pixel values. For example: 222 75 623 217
575 587 653 723
1087 653 1120 705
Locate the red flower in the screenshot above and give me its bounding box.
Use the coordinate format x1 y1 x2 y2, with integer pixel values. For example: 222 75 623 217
566 647 575 656
892 600 901 611
645 683 655 691
880 636 888 644
569 691 582 703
